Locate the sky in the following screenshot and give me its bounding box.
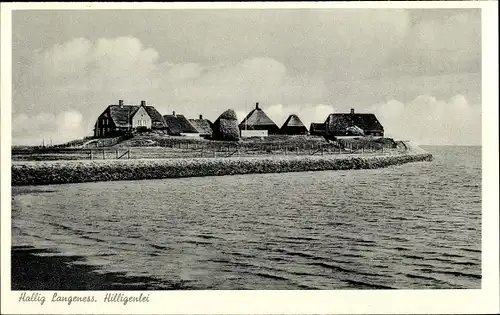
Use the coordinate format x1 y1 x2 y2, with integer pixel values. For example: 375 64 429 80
11 8 481 145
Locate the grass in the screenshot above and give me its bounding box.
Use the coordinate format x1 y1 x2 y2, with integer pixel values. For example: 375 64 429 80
12 135 402 162
12 150 433 186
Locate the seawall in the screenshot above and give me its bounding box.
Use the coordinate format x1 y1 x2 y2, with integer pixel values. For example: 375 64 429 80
11 150 433 186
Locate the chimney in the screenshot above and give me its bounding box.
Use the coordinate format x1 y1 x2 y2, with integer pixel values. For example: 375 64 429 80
172 111 176 116
141 100 146 106
119 100 124 108
199 114 203 120
350 108 355 115
256 102 260 109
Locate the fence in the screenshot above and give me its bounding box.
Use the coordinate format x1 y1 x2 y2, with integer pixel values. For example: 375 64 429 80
11 148 132 161
12 140 407 161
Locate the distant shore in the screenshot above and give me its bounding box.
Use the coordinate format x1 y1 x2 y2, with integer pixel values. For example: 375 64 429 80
11 149 433 186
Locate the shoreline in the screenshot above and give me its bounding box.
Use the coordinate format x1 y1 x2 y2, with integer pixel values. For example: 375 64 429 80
11 246 176 290
12 149 433 186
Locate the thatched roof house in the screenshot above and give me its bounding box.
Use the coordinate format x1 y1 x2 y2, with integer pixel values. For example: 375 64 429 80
163 111 200 136
324 109 384 137
238 102 280 135
309 123 326 136
189 115 213 137
94 100 166 137
212 109 240 141
280 114 308 135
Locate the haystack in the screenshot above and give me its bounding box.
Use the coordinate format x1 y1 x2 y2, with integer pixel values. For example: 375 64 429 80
212 109 240 141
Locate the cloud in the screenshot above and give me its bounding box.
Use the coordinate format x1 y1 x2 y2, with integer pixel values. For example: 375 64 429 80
387 10 481 76
12 110 86 146
369 94 481 145
12 15 481 146
262 103 336 128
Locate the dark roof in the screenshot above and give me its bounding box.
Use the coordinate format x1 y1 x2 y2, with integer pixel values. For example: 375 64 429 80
310 123 325 130
325 113 384 133
309 123 326 135
280 114 308 135
103 104 166 128
163 114 199 134
108 105 139 128
239 105 279 130
281 114 306 128
188 119 213 135
144 106 167 128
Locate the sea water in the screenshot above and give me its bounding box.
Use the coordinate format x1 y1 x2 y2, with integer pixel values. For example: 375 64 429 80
11 146 481 289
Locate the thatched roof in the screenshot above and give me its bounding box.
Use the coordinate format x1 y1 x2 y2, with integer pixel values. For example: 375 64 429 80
280 114 308 135
108 105 138 128
189 118 213 135
238 103 279 134
309 123 326 136
325 112 384 135
213 109 240 141
143 106 168 128
105 104 166 128
163 114 199 135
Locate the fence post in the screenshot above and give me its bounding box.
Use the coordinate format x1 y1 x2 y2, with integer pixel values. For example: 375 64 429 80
128 148 131 159
90 149 93 160
102 149 105 160
116 150 118 159
285 146 287 155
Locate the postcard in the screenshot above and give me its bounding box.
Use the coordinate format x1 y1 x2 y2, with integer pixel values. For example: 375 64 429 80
1 1 499 314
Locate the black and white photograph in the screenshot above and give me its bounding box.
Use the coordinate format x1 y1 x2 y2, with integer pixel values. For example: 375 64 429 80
1 1 499 314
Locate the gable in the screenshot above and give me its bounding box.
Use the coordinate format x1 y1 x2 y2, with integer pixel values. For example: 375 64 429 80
132 106 151 121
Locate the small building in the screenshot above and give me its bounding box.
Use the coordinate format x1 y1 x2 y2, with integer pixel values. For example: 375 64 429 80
280 114 308 135
93 100 167 137
238 102 280 136
241 130 268 138
309 123 326 136
188 115 213 137
324 108 384 138
163 111 200 136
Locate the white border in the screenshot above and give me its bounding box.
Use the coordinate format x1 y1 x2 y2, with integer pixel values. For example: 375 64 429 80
1 2 499 314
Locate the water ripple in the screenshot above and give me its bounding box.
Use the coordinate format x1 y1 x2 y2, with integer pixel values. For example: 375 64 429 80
11 146 481 289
